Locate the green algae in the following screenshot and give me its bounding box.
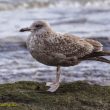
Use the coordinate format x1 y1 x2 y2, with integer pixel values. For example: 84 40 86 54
0 81 110 110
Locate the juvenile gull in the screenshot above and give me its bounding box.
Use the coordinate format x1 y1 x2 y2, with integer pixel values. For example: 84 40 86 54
20 20 110 92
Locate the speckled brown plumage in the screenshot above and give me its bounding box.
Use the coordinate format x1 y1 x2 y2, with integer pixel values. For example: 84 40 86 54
25 21 102 66
20 20 110 92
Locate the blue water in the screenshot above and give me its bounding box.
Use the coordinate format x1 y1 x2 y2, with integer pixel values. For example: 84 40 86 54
0 0 110 38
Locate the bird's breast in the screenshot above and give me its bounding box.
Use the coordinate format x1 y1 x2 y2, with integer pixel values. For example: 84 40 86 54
26 35 56 65
27 35 44 52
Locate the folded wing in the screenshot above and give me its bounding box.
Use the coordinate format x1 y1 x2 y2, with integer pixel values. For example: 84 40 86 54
44 33 95 58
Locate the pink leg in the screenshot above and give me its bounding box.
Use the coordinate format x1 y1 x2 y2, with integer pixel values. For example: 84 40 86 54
46 66 61 92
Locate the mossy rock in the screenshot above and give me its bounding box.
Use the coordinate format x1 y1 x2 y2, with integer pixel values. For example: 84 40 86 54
0 81 110 110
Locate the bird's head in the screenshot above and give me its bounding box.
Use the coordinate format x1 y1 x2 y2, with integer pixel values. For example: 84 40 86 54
19 20 52 34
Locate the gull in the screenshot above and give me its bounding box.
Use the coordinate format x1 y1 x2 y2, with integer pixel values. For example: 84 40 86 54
20 20 110 92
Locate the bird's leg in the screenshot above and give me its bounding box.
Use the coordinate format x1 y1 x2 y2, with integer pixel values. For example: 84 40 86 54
46 66 61 92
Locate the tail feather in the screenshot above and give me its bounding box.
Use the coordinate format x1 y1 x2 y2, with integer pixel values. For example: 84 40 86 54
85 39 103 52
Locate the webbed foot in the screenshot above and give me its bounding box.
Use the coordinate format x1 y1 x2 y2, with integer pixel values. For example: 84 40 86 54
46 82 60 92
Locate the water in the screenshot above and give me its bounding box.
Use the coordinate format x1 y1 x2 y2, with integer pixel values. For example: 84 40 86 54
0 0 110 85
0 0 110 38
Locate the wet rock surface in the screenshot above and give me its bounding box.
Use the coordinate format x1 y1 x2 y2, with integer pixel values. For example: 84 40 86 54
0 81 110 110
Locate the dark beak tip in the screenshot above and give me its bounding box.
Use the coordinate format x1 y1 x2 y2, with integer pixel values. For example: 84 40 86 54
19 27 31 32
19 29 24 32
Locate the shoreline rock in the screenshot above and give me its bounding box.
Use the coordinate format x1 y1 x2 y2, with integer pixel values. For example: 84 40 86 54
0 81 110 110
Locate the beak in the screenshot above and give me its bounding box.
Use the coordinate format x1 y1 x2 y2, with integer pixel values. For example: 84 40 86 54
19 27 31 32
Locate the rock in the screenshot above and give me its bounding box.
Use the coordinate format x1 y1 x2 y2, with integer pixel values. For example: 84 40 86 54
0 81 110 110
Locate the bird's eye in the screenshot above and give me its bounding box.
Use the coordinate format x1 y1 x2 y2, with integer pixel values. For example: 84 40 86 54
35 24 42 28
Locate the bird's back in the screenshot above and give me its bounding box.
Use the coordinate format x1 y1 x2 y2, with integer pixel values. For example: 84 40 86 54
43 33 94 58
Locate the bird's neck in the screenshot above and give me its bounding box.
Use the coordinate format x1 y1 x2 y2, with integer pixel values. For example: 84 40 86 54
34 30 55 39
